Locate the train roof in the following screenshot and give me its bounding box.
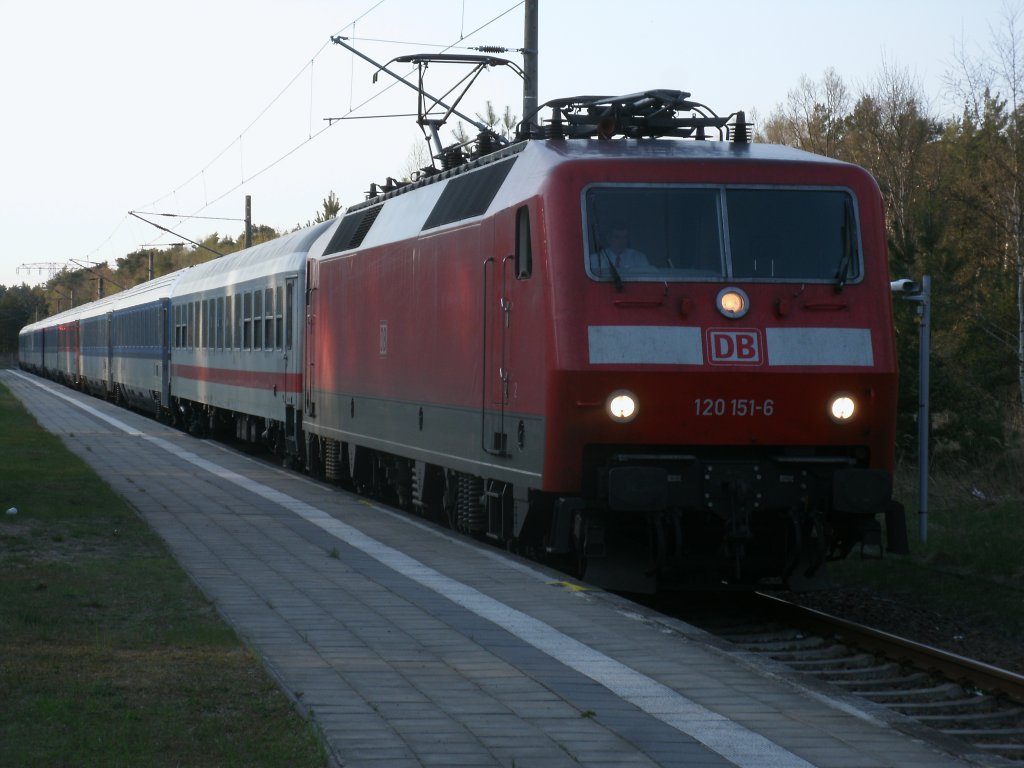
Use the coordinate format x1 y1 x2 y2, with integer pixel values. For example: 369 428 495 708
172 220 334 297
532 137 849 164
20 265 189 335
19 222 336 334
315 137 866 260
112 267 188 312
20 302 87 334
349 136 859 215
75 293 120 322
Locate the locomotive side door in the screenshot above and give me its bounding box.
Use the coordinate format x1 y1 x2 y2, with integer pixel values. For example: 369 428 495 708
482 218 515 458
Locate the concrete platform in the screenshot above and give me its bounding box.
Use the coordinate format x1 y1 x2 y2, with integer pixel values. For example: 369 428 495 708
2 369 983 767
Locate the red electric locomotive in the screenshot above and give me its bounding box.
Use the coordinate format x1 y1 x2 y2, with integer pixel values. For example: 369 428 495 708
301 90 907 592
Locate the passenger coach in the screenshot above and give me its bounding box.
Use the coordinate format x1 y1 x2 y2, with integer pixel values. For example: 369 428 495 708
168 221 333 455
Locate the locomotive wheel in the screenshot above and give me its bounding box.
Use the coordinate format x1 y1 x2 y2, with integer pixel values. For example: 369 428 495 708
572 509 588 580
306 435 324 480
441 471 459 531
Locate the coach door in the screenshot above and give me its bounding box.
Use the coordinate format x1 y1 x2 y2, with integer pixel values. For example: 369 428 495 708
303 262 319 419
283 278 299 407
104 311 113 394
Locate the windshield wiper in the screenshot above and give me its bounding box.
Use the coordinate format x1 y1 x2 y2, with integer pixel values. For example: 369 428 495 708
590 221 623 291
603 250 624 291
834 198 854 294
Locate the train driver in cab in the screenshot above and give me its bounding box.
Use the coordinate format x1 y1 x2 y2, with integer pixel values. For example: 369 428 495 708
601 223 649 269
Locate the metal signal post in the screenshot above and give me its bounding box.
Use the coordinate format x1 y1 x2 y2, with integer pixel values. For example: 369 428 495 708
892 275 931 543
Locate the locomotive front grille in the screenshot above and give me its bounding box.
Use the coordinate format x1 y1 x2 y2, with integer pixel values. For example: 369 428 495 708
585 446 868 517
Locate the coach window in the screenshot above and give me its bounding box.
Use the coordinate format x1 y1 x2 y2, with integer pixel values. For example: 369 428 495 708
275 286 283 350
216 297 224 349
224 295 233 349
174 305 181 348
205 300 211 348
243 292 252 349
285 282 294 350
253 289 263 350
187 302 195 349
264 287 274 350
234 294 243 349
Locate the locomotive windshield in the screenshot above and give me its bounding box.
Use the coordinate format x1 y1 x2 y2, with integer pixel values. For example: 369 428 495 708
583 186 861 284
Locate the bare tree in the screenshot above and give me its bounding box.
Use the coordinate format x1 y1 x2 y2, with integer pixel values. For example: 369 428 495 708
398 139 433 182
844 61 939 267
757 68 850 157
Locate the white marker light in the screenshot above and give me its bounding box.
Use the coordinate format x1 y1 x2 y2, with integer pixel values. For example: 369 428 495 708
829 395 856 422
607 390 638 423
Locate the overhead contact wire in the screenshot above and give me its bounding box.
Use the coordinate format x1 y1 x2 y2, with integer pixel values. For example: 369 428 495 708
129 0 524 249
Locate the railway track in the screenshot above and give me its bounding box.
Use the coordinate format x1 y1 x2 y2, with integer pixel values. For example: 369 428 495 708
671 591 1024 765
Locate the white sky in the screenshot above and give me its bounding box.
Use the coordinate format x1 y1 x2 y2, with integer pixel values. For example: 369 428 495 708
0 0 1009 290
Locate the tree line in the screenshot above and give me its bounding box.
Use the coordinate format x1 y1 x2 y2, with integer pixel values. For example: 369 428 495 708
754 9 1024 464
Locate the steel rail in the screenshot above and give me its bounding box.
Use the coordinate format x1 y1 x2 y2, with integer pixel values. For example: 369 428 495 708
754 591 1024 706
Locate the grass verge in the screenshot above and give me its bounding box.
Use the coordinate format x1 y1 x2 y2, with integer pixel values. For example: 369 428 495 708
827 459 1024 638
0 382 326 767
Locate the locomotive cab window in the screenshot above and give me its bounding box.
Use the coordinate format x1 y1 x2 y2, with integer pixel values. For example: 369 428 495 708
515 205 532 279
583 185 862 284
726 189 860 281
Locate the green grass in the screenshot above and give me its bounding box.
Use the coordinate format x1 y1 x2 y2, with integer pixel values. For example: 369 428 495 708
0 382 326 767
828 460 1024 637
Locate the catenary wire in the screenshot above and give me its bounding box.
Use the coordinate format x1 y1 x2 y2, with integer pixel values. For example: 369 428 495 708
89 1 523 260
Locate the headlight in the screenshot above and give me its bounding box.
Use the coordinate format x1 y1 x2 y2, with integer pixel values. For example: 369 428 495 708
716 287 750 319
829 394 856 423
607 390 638 423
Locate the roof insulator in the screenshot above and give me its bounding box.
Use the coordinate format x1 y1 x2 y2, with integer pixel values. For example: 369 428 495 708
732 111 751 144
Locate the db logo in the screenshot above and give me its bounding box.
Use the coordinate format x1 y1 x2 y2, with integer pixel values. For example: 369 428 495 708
707 329 762 365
